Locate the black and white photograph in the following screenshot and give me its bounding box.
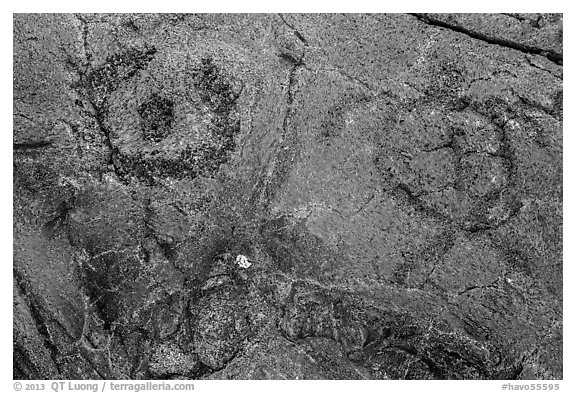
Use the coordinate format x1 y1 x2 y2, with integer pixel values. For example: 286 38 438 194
10 5 567 390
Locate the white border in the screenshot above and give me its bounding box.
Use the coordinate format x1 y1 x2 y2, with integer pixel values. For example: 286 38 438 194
3 2 571 391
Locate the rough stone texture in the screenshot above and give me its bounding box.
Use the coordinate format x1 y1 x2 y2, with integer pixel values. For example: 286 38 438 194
13 13 562 380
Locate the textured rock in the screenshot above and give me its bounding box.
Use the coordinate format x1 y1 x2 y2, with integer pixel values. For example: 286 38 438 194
13 13 562 380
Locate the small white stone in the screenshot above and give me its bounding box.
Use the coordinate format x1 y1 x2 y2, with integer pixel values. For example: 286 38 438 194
235 254 251 269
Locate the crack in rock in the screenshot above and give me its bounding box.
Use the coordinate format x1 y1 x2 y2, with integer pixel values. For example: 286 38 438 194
410 13 562 65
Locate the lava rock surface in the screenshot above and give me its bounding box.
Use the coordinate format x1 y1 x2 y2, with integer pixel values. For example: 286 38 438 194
13 13 562 380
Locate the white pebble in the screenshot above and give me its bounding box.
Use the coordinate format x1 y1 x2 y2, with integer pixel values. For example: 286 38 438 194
235 254 251 269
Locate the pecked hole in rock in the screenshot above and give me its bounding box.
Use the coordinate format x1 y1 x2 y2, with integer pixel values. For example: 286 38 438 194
138 93 175 143
112 57 241 185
